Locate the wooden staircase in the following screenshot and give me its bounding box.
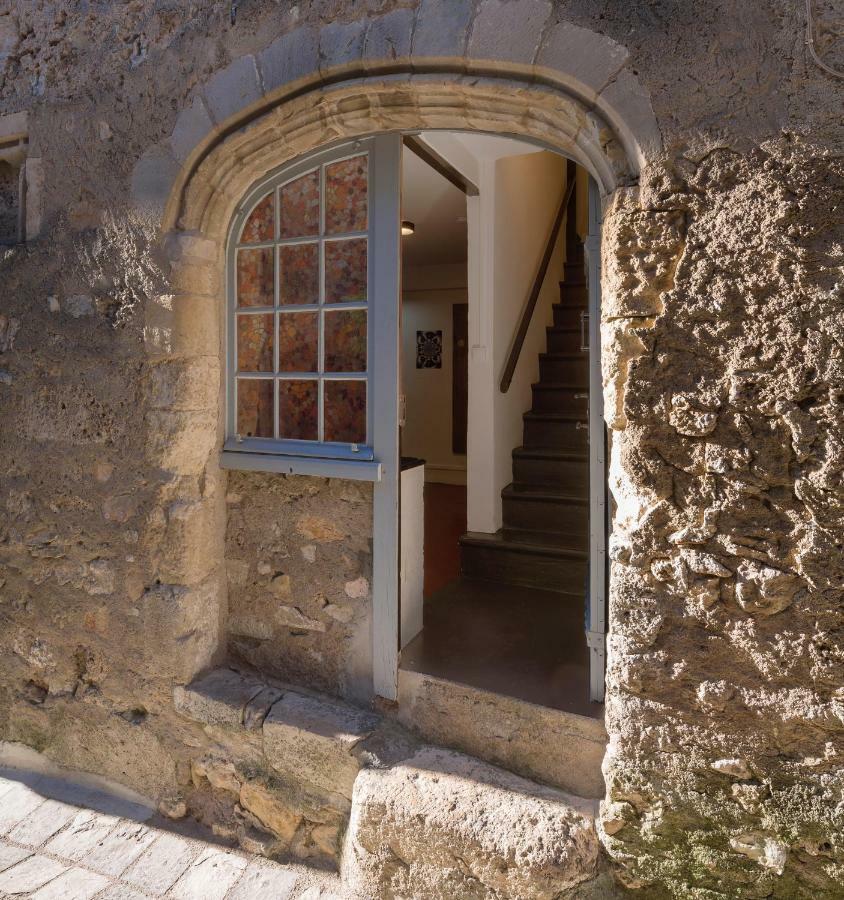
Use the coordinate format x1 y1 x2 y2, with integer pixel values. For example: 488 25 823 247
460 248 589 595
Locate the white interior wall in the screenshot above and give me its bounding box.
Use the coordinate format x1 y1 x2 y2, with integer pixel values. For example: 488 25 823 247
410 134 568 531
401 263 468 485
489 151 567 528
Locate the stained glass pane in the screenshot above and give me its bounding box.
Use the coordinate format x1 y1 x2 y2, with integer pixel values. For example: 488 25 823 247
324 380 366 443
325 155 367 235
241 192 274 243
237 379 274 438
324 310 366 372
279 243 319 306
279 380 318 441
325 238 367 304
279 312 318 373
280 170 319 239
237 248 274 307
237 314 274 372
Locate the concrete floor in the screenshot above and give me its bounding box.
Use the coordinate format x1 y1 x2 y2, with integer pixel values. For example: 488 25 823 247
412 482 598 718
0 770 341 900
401 577 598 718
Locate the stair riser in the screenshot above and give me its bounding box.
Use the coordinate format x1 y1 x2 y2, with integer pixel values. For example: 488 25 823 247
546 329 584 353
559 283 588 303
540 357 589 383
513 456 589 487
524 418 588 449
531 387 588 414
460 544 588 594
503 497 588 532
553 305 587 329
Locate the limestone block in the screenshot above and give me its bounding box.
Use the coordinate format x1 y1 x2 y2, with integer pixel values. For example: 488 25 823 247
134 579 221 683
243 686 283 730
131 144 181 217
397 670 606 799
412 0 474 59
239 782 301 843
203 55 261 124
170 95 214 163
163 232 218 265
258 27 319 95
344 746 600 900
735 561 800 616
468 0 551 65
363 9 414 64
158 498 222 585
599 67 663 166
174 669 267 728
262 692 379 800
146 359 220 412
319 20 366 73
536 21 629 96
145 409 217 476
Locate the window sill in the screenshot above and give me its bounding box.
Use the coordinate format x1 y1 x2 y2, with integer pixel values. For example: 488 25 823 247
220 450 382 482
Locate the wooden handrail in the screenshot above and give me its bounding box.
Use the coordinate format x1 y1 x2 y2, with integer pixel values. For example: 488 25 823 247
499 177 576 393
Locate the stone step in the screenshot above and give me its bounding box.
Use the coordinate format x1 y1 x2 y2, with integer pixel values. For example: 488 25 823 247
546 325 584 353
553 302 587 329
512 446 589 486
396 668 606 799
174 668 604 899
346 741 600 899
501 484 589 532
539 352 589 384
459 530 587 593
530 381 589 414
523 411 588 449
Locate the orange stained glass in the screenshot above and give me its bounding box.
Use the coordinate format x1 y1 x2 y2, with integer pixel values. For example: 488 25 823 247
241 192 274 243
279 312 318 372
237 314 274 372
237 248 274 307
324 309 366 372
279 243 319 306
325 238 367 303
324 380 366 443
325 155 368 235
279 379 318 441
237 379 274 438
280 169 319 239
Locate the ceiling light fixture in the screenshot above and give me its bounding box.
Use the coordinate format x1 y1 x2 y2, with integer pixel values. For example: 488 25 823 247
401 220 415 236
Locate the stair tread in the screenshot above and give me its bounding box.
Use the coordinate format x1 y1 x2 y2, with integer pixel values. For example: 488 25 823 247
513 446 588 460
524 411 587 421
460 530 589 557
504 484 589 504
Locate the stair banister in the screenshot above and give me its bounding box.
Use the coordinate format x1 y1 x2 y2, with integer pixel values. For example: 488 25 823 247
499 177 576 394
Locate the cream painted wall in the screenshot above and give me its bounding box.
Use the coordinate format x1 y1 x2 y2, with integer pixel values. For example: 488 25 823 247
487 151 567 528
401 263 468 485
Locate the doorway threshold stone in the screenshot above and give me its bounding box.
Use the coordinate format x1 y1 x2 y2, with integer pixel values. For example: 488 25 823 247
397 668 607 798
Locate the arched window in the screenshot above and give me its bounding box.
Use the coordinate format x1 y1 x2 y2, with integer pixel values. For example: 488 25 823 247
224 138 400 480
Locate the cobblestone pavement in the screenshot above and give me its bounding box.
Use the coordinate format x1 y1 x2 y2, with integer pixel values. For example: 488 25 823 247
0 769 343 899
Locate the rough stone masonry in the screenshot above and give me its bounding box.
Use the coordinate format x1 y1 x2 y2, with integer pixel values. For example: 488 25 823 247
0 1 842 898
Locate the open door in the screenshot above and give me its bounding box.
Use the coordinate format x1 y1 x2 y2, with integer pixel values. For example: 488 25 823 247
370 134 403 701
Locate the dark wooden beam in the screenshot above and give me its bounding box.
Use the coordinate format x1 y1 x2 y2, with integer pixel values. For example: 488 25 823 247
402 135 479 196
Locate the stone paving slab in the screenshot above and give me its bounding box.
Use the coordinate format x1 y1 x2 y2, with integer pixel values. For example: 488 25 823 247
0 772 344 899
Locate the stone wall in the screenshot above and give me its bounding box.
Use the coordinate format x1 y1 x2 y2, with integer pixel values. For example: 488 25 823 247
0 1 841 897
225 473 373 703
